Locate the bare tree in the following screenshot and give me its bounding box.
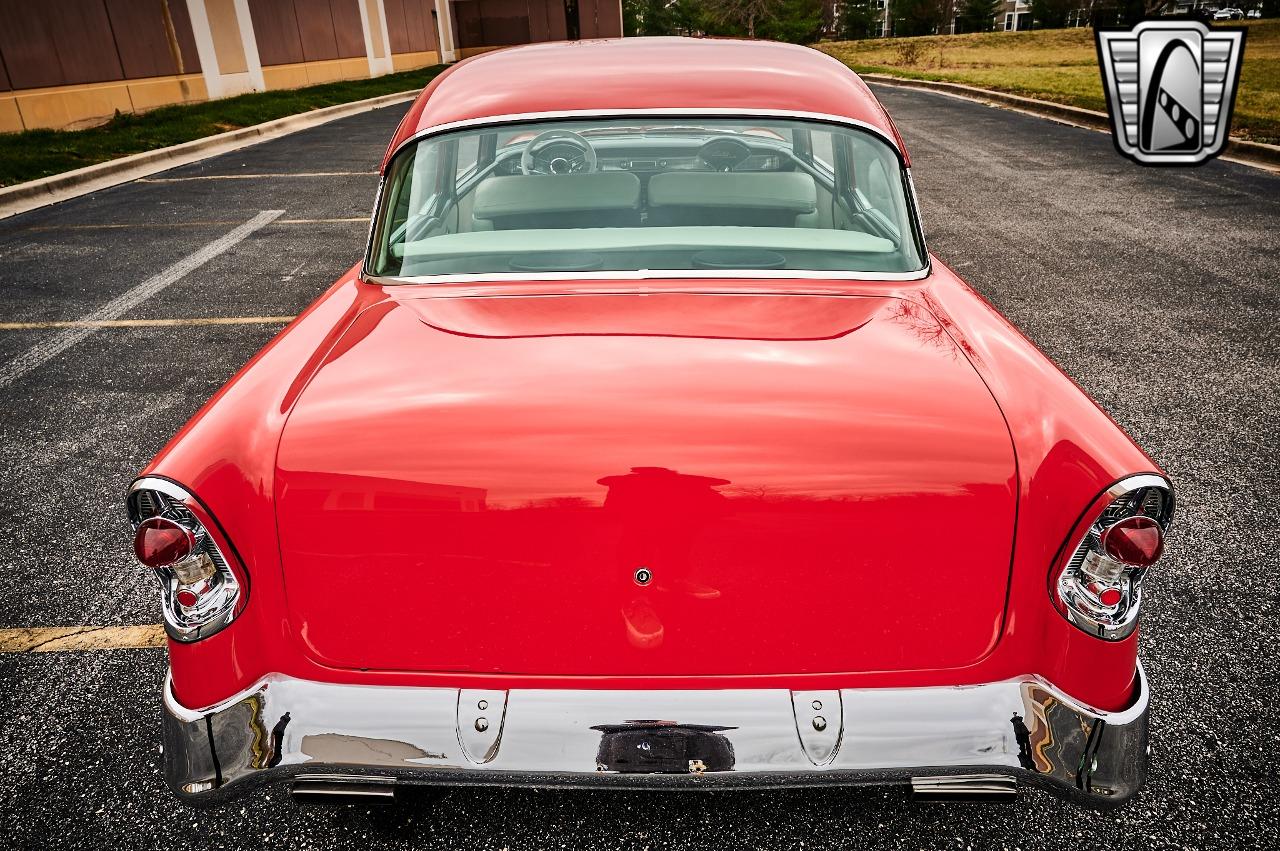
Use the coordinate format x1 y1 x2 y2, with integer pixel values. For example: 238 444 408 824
706 0 775 37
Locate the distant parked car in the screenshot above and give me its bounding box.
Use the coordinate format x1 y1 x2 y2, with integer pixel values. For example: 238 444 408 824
1213 7 1244 18
1181 6 1215 22
134 37 1171 812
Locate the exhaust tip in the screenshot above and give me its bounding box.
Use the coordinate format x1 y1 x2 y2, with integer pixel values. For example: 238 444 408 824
291 774 397 806
911 774 1018 802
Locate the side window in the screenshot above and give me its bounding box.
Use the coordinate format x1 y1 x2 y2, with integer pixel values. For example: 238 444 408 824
388 150 417 233
810 129 835 172
372 149 417 275
860 158 896 220
835 135 906 243
372 141 458 274
455 134 481 180
852 139 907 241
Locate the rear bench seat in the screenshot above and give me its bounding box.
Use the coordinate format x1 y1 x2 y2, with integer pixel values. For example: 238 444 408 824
473 172 642 230
648 172 818 227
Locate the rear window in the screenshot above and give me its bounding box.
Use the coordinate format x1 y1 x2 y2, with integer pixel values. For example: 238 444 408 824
368 116 925 279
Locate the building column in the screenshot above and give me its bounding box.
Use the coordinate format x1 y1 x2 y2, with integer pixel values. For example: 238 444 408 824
434 0 458 63
185 0 264 99
359 0 395 77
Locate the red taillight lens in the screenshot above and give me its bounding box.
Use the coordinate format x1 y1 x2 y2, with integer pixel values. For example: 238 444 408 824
133 517 195 567
1098 587 1123 607
1101 515 1163 567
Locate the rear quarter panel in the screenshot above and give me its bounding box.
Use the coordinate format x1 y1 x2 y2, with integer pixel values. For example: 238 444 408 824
142 265 386 707
918 259 1162 708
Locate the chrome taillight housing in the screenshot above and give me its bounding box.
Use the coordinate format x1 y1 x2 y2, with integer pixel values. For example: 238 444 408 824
128 477 246 642
1053 474 1174 641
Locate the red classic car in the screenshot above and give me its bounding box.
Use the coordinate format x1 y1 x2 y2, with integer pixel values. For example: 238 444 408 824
133 38 1172 810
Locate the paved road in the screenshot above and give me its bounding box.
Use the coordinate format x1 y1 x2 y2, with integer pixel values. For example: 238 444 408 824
1 84 1276 850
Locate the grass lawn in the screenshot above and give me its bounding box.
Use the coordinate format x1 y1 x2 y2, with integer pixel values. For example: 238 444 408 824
0 65 446 188
816 20 1280 145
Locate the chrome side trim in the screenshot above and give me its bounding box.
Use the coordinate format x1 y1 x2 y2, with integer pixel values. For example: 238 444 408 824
389 108 907 160
162 664 1149 810
1105 473 1175 507
361 175 387 275
904 167 928 260
364 267 933 287
131 476 195 503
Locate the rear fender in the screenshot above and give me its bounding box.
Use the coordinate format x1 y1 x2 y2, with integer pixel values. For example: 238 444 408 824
919 260 1159 709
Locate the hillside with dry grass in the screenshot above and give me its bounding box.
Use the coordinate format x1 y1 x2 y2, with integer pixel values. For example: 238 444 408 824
816 21 1279 144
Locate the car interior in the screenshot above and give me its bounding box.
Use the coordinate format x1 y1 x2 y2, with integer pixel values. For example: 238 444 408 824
369 119 926 278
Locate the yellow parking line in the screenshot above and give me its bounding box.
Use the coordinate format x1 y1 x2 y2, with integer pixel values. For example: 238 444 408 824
0 625 166 653
24 217 365 232
0 316 295 331
279 218 367 225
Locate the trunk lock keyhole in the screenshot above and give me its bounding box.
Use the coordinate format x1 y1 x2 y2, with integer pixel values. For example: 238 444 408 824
634 567 652 585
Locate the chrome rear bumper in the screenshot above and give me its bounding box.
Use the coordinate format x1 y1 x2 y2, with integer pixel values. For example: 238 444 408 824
163 664 1149 810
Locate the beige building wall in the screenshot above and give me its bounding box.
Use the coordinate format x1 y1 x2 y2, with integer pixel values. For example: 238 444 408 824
0 75 210 134
1 0 446 133
1 0 629 135
361 0 397 75
187 0 265 98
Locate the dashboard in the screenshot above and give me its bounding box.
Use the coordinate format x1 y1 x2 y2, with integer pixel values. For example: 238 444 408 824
492 135 792 177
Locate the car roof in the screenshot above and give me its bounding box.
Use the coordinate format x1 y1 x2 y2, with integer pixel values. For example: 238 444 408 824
382 37 908 168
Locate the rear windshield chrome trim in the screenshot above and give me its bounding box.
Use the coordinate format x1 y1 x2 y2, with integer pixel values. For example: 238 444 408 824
386 108 907 163
364 265 932 287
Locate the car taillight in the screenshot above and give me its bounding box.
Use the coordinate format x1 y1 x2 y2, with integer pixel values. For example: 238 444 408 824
127 478 246 642
133 517 195 567
1101 515 1164 567
1052 474 1173 641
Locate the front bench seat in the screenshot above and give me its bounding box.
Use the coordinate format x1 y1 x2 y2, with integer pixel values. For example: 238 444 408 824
473 172 642 231
647 172 818 228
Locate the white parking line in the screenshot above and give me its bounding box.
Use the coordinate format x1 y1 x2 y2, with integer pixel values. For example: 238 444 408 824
24 217 364 232
139 172 375 182
0 210 284 389
0 316 295 331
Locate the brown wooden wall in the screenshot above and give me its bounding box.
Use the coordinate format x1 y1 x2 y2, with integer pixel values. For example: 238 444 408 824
454 0 630 50
108 0 203 78
248 0 368 66
383 0 438 53
0 0 623 94
572 0 622 39
0 0 202 92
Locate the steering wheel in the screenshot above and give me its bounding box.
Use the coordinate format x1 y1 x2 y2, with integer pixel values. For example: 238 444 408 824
697 137 752 172
520 130 597 176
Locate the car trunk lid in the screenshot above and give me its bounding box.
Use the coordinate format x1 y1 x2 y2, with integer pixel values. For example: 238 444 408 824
275 291 1016 676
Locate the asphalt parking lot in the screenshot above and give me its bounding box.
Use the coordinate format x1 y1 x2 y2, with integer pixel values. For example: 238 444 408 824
1 85 1277 850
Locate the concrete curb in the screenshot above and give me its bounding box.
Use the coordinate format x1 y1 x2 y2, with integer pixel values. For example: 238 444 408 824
0 90 418 221
862 73 1280 172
